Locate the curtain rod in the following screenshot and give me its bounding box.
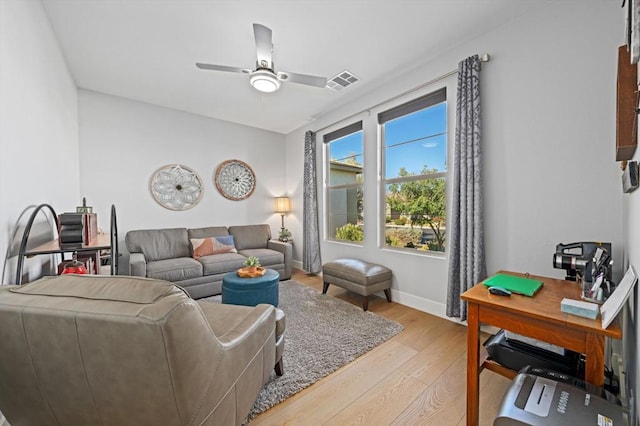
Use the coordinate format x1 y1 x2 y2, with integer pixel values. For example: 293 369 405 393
312 53 490 134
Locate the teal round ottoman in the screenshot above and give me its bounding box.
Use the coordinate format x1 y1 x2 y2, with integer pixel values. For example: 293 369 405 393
222 268 279 307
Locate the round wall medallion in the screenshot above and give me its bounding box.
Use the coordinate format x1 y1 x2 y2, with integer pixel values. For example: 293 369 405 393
150 164 204 210
215 159 256 200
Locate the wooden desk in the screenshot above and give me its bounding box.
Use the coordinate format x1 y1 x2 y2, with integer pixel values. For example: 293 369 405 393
461 271 622 426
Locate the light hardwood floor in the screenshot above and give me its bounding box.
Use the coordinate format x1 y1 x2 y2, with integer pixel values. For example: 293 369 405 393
252 270 511 425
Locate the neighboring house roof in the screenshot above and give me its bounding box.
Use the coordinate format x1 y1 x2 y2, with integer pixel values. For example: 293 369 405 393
329 161 362 173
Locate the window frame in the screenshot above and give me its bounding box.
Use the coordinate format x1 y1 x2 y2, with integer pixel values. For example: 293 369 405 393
378 87 448 255
323 121 364 244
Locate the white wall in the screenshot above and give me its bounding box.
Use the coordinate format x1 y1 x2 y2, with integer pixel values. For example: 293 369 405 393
286 2 623 317
78 90 287 272
0 0 80 284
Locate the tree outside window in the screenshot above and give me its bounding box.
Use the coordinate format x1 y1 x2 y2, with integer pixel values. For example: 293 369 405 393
380 89 447 253
386 168 445 251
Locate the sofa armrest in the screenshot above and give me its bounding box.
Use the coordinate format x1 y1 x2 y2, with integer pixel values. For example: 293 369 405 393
129 252 147 277
267 240 292 279
197 301 277 386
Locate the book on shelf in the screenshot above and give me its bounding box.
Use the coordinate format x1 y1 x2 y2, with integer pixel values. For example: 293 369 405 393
59 213 85 226
84 213 98 243
59 226 84 243
57 212 99 247
76 252 99 274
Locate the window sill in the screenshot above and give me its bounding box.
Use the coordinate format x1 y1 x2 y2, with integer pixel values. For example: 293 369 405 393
380 246 447 260
325 239 364 248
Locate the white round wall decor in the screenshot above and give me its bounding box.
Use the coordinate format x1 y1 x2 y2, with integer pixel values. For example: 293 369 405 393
150 164 204 210
214 159 256 200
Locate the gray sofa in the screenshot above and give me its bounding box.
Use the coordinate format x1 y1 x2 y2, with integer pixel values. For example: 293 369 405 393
125 224 292 299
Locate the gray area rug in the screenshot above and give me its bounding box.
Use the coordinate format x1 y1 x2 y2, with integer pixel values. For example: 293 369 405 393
202 280 403 420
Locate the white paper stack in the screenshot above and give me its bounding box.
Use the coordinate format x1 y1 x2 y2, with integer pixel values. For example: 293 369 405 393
560 298 599 320
600 265 638 329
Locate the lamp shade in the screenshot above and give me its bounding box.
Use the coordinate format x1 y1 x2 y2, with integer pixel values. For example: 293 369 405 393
274 197 291 213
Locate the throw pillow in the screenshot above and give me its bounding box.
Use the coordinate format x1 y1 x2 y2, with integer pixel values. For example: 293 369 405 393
191 235 237 259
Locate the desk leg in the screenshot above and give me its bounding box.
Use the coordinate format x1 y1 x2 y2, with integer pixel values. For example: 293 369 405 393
466 303 480 426
585 334 605 387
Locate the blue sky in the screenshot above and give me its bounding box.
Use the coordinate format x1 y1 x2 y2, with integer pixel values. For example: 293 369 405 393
328 103 447 179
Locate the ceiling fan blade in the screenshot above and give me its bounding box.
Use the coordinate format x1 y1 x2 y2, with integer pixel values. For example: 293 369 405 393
278 71 327 88
196 63 250 74
253 23 273 69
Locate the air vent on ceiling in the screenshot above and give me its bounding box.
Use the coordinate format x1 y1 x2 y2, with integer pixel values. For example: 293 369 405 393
326 70 359 91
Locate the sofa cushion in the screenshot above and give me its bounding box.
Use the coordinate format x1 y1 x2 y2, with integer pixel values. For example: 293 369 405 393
125 228 190 262
146 257 202 282
198 252 246 276
187 226 229 239
237 249 284 267
190 235 237 259
228 225 271 251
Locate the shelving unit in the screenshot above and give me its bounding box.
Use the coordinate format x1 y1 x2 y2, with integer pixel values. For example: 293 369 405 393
15 204 119 284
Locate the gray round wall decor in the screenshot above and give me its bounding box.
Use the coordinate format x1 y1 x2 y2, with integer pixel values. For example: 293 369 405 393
215 159 256 200
150 164 204 210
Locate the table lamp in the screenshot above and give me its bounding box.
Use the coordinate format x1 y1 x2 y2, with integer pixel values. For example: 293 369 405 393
274 196 291 233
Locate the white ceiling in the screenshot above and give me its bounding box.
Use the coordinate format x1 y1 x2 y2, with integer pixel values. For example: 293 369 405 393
42 0 541 134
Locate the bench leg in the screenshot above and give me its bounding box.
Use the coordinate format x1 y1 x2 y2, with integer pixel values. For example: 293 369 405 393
384 288 392 303
322 281 330 294
362 295 369 311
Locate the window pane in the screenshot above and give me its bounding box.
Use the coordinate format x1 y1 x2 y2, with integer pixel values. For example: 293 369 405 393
385 103 446 179
327 186 363 242
384 179 446 252
328 131 363 186
326 126 364 244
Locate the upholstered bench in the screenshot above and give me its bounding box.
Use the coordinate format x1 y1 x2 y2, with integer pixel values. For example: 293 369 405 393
322 258 392 311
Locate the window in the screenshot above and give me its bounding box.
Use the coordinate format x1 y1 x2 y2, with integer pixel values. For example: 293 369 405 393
324 121 364 243
379 88 447 253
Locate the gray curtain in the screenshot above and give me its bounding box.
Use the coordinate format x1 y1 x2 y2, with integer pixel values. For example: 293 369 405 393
446 55 486 320
303 130 322 274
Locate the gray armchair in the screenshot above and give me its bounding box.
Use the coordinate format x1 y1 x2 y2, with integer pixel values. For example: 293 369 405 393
0 274 283 425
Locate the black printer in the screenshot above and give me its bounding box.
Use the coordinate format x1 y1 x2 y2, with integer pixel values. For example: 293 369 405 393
484 329 583 378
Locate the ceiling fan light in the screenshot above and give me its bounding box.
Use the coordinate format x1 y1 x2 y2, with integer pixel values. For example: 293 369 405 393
250 70 280 93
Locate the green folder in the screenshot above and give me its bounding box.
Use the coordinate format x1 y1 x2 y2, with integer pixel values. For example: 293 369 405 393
482 273 543 297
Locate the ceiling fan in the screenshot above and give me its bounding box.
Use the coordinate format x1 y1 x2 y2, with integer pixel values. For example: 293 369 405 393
196 23 327 93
